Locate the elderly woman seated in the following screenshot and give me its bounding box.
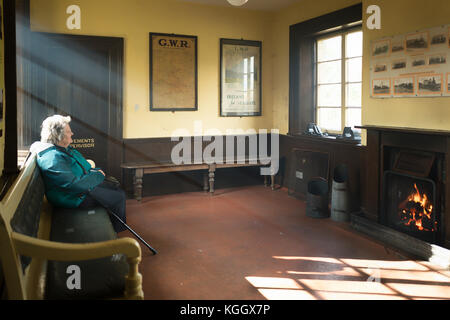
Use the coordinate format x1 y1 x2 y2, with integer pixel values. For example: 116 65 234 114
30 115 127 233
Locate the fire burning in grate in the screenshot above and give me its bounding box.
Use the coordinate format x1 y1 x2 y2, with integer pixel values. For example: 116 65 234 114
398 183 436 232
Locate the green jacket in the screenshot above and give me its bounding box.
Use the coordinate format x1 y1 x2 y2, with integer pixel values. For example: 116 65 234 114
35 144 105 208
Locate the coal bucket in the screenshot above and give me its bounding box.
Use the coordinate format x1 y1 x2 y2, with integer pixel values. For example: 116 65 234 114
331 164 350 222
306 177 329 218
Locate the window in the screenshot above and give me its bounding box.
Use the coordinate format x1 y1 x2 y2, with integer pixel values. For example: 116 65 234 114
315 29 363 134
289 3 362 135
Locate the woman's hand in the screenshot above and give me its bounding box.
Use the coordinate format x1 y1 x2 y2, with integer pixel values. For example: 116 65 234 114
86 159 96 168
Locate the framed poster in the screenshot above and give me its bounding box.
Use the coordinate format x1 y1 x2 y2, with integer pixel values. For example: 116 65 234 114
220 38 262 117
149 33 197 111
370 24 450 98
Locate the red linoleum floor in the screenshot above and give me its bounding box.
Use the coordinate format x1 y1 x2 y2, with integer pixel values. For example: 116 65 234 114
119 185 450 300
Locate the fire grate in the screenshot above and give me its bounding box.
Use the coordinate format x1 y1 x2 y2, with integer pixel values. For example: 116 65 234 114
382 170 438 244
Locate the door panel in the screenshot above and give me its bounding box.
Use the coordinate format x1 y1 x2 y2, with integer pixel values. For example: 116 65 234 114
48 45 109 171
18 33 123 180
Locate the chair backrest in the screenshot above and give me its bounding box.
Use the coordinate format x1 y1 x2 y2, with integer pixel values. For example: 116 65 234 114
0 153 43 299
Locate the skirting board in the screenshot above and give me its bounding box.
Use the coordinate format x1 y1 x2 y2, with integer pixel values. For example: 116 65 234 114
350 213 450 269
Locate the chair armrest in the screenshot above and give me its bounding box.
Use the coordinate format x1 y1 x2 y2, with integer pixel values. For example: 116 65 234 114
11 232 141 261
12 232 144 299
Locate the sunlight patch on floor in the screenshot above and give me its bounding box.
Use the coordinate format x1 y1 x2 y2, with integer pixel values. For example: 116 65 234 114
257 288 316 300
245 256 450 300
245 276 302 289
286 266 361 277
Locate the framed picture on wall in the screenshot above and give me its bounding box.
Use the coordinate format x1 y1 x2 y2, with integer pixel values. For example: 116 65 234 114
149 33 198 111
220 38 262 117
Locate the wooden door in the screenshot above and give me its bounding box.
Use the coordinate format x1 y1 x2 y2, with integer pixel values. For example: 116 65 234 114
18 33 123 180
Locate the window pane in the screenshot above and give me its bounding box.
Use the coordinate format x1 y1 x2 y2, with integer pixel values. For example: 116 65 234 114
317 35 342 62
346 57 362 82
317 84 341 107
318 107 341 131
346 31 362 58
317 60 341 84
345 108 361 128
346 83 362 107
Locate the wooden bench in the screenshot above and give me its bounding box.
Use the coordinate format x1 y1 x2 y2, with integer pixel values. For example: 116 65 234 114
0 153 144 300
121 158 276 201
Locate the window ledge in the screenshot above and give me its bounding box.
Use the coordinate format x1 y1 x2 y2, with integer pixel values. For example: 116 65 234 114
287 132 362 146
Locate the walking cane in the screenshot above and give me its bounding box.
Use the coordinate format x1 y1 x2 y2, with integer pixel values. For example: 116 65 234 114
88 190 158 255
108 210 158 255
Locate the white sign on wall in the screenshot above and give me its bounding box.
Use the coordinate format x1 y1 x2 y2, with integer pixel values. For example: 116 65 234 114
370 24 450 98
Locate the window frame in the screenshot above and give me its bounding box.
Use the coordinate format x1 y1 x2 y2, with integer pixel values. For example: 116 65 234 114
288 3 362 137
314 25 363 135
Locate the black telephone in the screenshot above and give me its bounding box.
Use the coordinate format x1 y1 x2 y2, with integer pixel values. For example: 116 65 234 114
336 126 360 141
305 123 324 136
342 127 354 139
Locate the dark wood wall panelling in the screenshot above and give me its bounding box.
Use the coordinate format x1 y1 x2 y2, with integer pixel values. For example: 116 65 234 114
123 134 366 214
122 134 275 198
280 134 365 213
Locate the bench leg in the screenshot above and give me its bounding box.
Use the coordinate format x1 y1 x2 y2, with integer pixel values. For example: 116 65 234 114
271 174 275 190
203 172 209 192
134 168 143 201
209 164 216 194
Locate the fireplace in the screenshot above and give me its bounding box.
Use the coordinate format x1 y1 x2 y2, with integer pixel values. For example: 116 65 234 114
348 126 450 267
356 126 450 252
381 148 444 245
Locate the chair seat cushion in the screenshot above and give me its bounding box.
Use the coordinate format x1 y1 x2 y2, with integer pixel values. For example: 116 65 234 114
45 207 129 300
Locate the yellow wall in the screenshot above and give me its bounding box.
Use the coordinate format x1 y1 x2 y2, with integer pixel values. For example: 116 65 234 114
362 0 450 131
29 0 274 138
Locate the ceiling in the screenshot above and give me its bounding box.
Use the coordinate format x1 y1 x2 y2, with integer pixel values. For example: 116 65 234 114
176 0 303 11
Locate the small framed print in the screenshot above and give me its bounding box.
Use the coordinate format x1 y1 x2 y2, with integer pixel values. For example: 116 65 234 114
448 27 450 48
374 62 388 73
428 53 446 66
220 38 262 117
430 28 446 46
372 78 391 96
406 31 429 53
393 76 415 96
417 74 443 95
391 40 405 54
411 54 427 68
391 59 406 70
371 39 390 58
447 73 450 93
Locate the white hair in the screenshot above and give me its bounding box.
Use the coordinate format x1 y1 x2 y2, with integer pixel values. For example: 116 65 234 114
40 115 71 145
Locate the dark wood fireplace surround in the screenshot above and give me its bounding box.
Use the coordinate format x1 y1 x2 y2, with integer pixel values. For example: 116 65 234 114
361 125 450 249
